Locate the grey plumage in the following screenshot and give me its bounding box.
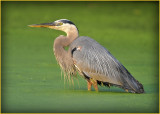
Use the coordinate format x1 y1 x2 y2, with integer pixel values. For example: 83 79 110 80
69 36 144 93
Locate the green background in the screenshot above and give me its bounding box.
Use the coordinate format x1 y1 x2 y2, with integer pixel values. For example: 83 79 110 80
2 1 159 113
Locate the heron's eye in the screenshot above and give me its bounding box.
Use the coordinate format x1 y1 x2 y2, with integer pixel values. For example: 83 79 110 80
56 22 63 26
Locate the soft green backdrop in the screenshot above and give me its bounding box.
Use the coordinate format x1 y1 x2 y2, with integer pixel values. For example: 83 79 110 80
2 1 159 113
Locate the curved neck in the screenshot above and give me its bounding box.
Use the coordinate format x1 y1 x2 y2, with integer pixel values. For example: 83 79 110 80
53 26 79 59
55 26 79 47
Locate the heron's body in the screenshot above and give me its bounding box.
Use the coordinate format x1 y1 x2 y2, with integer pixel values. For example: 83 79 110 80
69 36 144 93
29 19 144 93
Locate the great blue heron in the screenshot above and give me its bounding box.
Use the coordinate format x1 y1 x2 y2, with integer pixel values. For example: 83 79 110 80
29 19 144 93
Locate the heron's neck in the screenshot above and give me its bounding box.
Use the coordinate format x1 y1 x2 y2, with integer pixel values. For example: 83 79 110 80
53 26 79 55
67 28 78 37
65 26 79 45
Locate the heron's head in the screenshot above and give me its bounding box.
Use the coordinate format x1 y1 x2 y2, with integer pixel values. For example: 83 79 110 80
29 19 78 34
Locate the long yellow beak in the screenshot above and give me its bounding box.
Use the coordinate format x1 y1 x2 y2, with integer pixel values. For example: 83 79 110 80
28 22 55 28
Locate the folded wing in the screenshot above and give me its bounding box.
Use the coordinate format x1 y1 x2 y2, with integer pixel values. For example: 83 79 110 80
70 36 144 93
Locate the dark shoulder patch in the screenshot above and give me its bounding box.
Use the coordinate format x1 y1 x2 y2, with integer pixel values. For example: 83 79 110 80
71 47 77 57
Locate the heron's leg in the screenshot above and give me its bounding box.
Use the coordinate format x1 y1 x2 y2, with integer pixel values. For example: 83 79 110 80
90 78 98 91
87 80 92 91
125 89 128 92
93 82 98 91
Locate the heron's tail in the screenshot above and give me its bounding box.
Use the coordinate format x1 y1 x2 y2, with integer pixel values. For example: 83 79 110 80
99 72 144 93
120 74 144 93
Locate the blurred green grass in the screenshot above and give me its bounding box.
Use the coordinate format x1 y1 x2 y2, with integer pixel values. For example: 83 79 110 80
1 1 159 113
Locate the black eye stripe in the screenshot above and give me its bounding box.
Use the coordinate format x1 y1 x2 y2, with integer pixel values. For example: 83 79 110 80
59 19 75 25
